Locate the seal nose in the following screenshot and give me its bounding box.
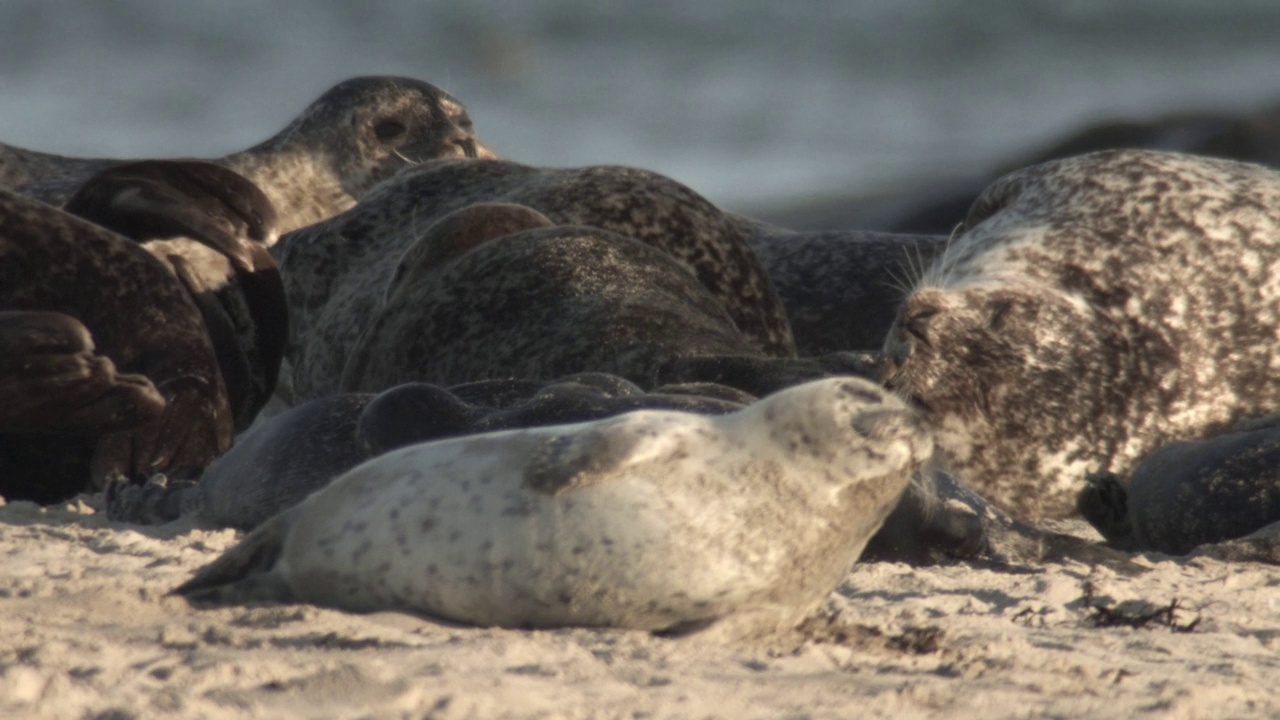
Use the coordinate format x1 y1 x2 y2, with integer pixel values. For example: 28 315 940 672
456 137 478 158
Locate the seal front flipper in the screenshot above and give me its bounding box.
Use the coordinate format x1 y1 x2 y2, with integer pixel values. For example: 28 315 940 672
0 311 165 433
522 414 694 495
173 507 299 605
63 160 280 272
90 374 232 488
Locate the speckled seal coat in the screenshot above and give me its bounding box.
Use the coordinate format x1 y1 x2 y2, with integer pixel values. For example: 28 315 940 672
1 76 494 233
274 159 795 378
1079 421 1280 555
175 377 930 636
333 205 763 396
738 215 947 353
883 150 1280 519
0 188 232 503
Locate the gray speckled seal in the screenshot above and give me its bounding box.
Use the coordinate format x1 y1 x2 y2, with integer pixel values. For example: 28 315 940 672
280 200 768 399
63 160 289 431
2 76 494 233
883 150 1280 519
1078 421 1280 556
174 377 930 637
737 214 947 353
107 373 750 530
0 188 232 504
274 160 795 381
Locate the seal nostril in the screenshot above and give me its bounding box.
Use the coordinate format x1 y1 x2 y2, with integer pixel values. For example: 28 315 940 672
457 138 477 159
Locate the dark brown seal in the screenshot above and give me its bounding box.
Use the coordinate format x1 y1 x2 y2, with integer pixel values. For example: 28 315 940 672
63 160 289 431
0 188 232 503
2 76 495 233
882 150 1280 519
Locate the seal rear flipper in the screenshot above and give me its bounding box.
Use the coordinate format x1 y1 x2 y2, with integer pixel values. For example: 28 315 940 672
104 473 202 525
172 508 299 605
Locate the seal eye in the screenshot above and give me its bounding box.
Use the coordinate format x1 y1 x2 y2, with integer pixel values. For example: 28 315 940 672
964 178 1021 231
374 119 408 143
457 114 474 131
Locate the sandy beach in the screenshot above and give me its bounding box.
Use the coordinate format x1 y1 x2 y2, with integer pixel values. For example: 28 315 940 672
3 494 1277 719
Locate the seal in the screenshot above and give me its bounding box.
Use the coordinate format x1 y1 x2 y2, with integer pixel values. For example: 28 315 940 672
63 160 289 430
0 188 232 503
110 369 1139 574
882 150 1280 519
273 160 796 389
174 377 931 637
1078 420 1280 556
106 372 752 530
736 215 947 353
2 76 495 233
280 201 768 400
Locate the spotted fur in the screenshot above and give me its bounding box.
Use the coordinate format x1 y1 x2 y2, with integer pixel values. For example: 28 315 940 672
175 378 930 637
273 160 796 387
883 150 1280 518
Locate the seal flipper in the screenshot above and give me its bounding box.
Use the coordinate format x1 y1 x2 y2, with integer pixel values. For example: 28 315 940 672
1076 471 1136 549
62 160 280 272
90 374 233 488
522 414 691 495
173 507 299 605
0 311 165 433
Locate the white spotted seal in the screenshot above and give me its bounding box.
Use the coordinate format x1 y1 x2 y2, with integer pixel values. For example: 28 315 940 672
273 160 796 392
2 76 494 233
0 188 232 503
882 150 1280 519
175 377 930 636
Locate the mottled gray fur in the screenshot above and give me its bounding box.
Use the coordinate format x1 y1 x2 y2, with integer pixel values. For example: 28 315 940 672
883 150 1280 518
274 160 795 391
1 76 492 233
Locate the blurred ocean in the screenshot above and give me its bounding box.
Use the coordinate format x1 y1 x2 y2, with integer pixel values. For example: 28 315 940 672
2 0 1278 213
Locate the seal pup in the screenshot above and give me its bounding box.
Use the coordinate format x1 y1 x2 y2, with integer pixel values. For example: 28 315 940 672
108 365 1140 575
175 377 930 637
0 188 231 503
107 373 750 530
274 160 795 371
282 201 763 399
1078 421 1280 556
63 160 288 430
882 150 1280 519
3 76 495 233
